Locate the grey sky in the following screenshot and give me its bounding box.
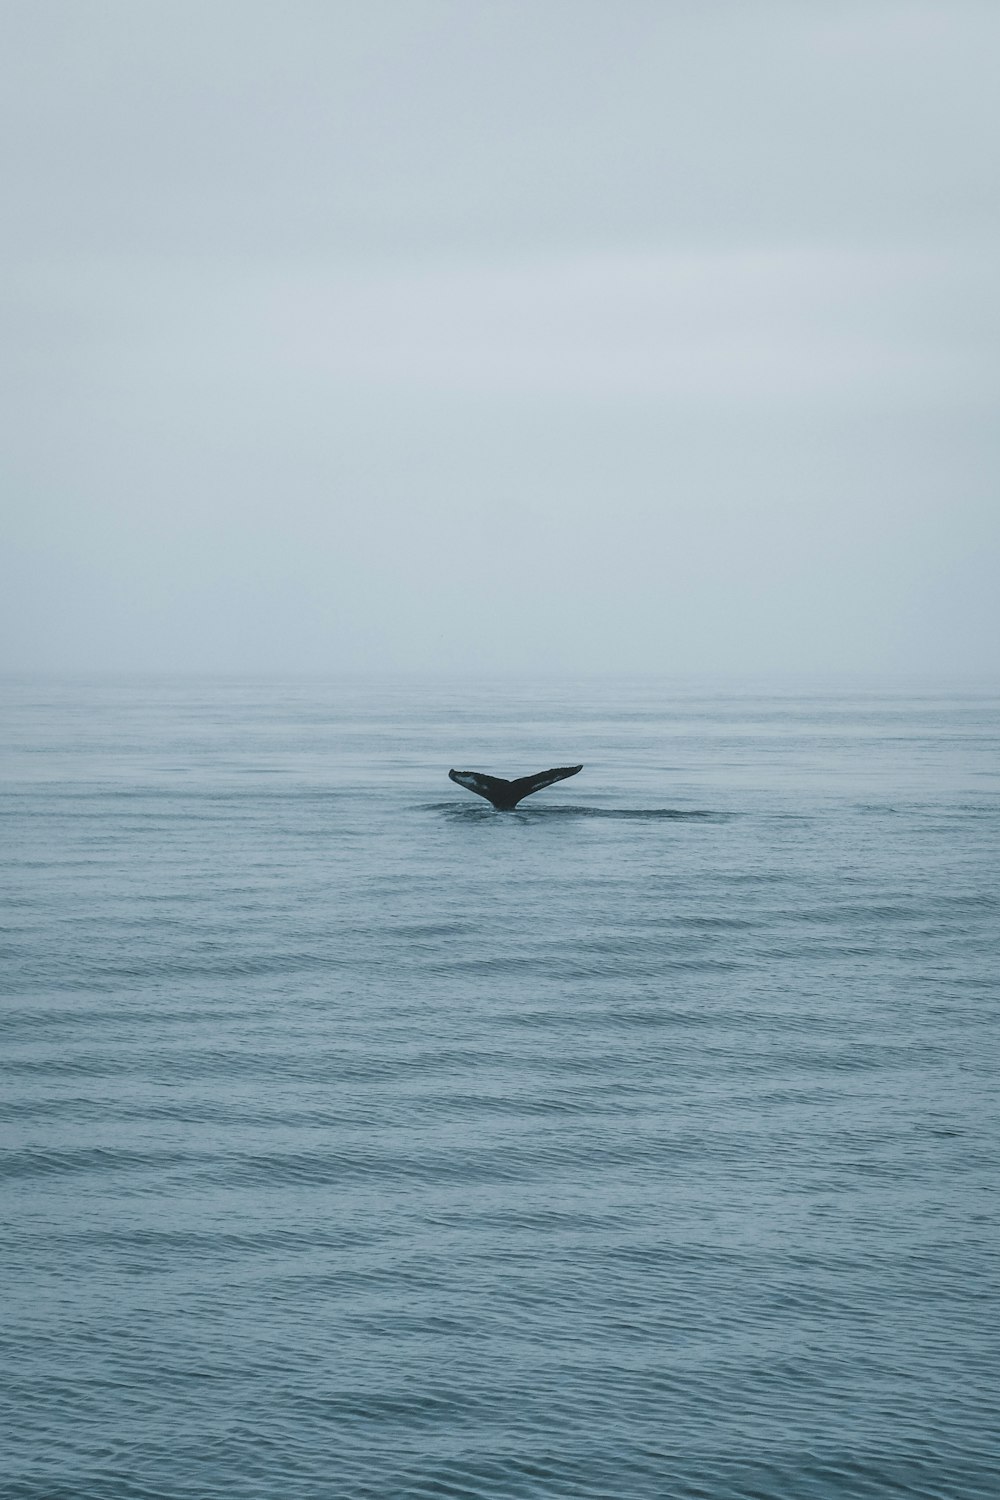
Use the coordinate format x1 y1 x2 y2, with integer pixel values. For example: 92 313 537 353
2 0 998 675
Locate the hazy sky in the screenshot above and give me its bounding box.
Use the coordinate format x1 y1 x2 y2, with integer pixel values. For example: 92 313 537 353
2 0 998 676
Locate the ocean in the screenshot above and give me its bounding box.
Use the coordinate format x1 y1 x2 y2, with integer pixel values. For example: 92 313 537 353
2 676 998 1500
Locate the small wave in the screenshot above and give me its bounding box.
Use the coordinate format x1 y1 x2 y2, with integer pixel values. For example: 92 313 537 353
528 805 732 821
428 802 732 821
0 1144 192 1182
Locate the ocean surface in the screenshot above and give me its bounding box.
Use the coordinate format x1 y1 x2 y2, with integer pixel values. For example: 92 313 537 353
2 675 998 1500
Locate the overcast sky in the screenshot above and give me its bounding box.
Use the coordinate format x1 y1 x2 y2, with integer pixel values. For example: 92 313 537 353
2 0 998 676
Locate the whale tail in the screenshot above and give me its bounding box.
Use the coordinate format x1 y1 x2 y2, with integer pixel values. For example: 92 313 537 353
448 764 583 810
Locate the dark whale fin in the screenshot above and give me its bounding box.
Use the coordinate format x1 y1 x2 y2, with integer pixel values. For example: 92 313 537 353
509 765 584 801
448 765 582 810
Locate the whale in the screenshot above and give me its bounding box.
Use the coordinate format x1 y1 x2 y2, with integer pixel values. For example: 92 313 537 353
448 764 583 810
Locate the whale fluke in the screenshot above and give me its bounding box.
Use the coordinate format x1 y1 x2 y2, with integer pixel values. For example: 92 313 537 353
448 764 583 810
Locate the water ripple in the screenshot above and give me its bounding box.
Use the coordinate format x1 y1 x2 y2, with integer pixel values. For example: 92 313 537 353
2 679 998 1499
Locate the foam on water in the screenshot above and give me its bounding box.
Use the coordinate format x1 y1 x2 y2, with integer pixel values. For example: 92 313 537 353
2 677 999 1499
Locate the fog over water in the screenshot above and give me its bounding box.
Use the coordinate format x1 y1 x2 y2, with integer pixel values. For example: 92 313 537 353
3 13 1000 1495
2 1 999 676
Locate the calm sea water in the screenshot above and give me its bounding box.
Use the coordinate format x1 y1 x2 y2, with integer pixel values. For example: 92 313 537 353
2 676 998 1500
